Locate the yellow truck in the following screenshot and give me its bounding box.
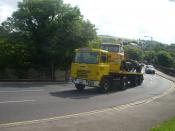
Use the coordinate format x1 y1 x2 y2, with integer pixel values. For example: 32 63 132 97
71 43 143 92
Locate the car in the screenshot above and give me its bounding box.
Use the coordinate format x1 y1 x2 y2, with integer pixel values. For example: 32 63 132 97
140 63 145 67
145 65 155 74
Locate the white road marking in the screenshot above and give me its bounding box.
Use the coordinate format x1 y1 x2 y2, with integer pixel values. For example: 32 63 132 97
0 81 174 128
0 89 44 93
0 100 36 104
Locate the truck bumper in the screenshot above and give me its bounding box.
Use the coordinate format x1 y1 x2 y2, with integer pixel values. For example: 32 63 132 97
72 78 100 87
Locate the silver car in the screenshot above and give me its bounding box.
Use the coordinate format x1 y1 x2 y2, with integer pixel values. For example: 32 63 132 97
145 65 155 74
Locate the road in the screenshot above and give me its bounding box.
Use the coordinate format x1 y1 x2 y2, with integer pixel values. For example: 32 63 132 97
0 74 171 124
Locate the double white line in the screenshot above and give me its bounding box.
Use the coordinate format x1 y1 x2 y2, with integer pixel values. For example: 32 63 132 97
0 82 174 128
0 100 35 104
0 89 44 93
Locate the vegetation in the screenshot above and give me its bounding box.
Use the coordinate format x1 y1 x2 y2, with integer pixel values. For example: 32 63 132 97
0 0 97 78
124 45 144 61
150 117 175 131
0 0 174 79
100 36 175 69
98 35 118 43
141 42 174 68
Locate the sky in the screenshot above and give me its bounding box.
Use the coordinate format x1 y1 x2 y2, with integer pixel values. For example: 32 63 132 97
0 0 175 44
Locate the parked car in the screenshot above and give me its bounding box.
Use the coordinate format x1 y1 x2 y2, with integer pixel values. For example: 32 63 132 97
145 65 155 74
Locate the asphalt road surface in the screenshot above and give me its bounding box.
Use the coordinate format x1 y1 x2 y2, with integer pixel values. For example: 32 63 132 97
0 74 171 124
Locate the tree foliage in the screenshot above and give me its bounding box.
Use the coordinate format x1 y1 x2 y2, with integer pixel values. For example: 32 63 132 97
99 35 118 43
97 35 175 69
144 51 156 64
156 51 173 67
0 0 97 72
124 45 144 61
142 41 175 68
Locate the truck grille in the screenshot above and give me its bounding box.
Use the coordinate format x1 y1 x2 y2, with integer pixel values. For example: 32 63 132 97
77 70 89 78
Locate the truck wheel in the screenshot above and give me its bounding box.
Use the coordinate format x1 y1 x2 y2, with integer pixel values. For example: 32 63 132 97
138 76 143 85
75 84 85 91
130 76 138 87
100 79 111 93
119 77 127 90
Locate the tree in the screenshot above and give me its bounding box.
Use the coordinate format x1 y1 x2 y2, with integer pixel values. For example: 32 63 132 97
124 45 144 61
99 35 118 43
1 0 97 74
144 51 156 64
156 51 173 67
88 37 101 48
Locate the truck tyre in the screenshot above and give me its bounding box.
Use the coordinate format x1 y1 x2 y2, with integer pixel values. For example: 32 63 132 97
138 75 143 85
119 77 127 90
75 84 85 91
130 76 138 87
99 78 111 93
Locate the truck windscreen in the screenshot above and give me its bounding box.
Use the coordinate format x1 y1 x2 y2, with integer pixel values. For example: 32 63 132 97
74 52 99 64
101 45 119 52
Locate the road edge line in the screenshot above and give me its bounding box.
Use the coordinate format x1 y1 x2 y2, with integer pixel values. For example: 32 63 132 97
0 80 174 128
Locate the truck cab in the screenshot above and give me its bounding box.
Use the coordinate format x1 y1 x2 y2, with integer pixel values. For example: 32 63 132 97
71 48 110 91
100 43 124 73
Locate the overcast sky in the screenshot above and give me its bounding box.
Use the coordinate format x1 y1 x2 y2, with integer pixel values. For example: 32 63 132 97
0 0 175 44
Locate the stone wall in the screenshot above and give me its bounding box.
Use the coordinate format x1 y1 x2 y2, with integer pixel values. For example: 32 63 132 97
155 65 175 77
0 68 69 81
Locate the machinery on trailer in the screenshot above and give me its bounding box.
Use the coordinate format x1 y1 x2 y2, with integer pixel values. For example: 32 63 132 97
70 43 143 92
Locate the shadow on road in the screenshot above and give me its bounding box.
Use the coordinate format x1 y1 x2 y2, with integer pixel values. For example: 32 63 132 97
49 88 105 99
49 86 125 99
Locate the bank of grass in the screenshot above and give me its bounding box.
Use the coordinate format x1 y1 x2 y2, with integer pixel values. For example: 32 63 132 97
150 117 175 131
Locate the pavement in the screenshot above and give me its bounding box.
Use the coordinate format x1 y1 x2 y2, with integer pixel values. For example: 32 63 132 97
0 71 175 131
156 70 175 82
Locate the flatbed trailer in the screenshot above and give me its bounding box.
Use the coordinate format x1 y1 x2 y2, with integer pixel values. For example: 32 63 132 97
98 72 143 92
72 71 143 93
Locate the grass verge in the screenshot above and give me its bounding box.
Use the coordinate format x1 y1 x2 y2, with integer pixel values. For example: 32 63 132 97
150 117 175 131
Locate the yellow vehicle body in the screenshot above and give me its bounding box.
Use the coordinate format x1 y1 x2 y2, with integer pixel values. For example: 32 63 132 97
71 64 109 81
71 48 110 82
100 43 124 73
71 44 143 92
108 52 124 73
71 44 125 81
